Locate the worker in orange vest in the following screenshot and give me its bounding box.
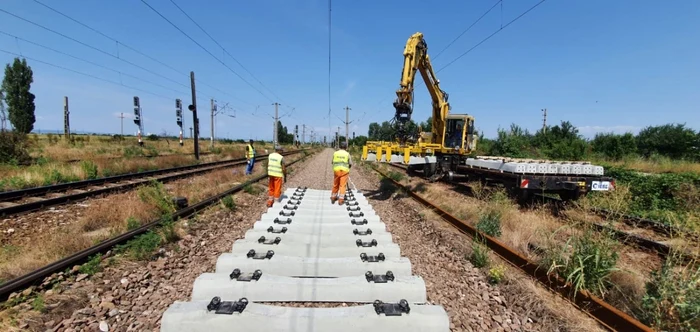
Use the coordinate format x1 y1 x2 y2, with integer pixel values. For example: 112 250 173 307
330 142 352 205
266 146 287 207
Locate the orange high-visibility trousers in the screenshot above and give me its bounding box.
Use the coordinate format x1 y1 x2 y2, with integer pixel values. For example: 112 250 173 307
331 170 349 199
268 176 283 205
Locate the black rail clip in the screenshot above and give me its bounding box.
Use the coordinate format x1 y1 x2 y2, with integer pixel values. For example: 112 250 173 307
207 296 249 315
172 196 188 209
229 268 263 282
373 299 410 316
353 228 372 236
360 253 385 262
365 271 395 283
351 218 368 225
349 211 365 217
288 199 302 205
356 239 378 247
295 187 307 193
283 204 298 210
292 193 304 199
346 201 359 206
267 226 288 233
258 236 282 245
247 249 275 259
279 210 296 217
347 206 362 212
273 217 292 225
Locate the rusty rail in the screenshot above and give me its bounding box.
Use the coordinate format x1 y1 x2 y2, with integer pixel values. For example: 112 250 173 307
370 165 653 332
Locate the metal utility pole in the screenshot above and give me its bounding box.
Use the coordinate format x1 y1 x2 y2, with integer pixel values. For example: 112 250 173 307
344 105 351 147
272 102 280 147
541 108 547 133
63 96 70 140
336 126 340 147
190 127 193 139
188 71 200 160
210 99 216 148
118 112 125 136
302 124 306 144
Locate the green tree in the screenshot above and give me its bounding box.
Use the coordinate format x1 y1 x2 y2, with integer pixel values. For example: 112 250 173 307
2 58 36 134
636 124 699 160
0 87 7 131
591 132 637 160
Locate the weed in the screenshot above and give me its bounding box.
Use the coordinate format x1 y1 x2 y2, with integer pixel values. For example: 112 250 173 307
159 216 180 243
116 231 161 260
476 207 503 237
80 160 99 179
638 253 700 332
488 264 506 284
244 184 263 195
126 216 140 230
123 146 144 158
542 228 620 297
32 294 46 313
469 237 490 268
221 195 236 211
137 181 175 216
387 171 405 182
42 169 66 186
78 254 103 275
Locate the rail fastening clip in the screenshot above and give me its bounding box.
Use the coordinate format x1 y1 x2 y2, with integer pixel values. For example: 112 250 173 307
373 299 410 316
365 271 395 283
353 228 372 236
207 296 249 315
360 252 385 262
279 210 296 217
247 249 275 260
258 236 282 245
351 218 368 225
273 217 292 225
267 226 288 233
349 211 364 217
283 204 298 210
229 268 263 282
347 206 362 212
356 239 378 247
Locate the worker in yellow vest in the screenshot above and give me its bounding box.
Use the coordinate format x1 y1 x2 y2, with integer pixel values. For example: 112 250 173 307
266 146 287 207
330 142 352 204
245 139 256 175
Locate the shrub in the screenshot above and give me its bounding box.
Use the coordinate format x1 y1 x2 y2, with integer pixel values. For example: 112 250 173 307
476 207 502 237
0 132 31 164
80 160 99 180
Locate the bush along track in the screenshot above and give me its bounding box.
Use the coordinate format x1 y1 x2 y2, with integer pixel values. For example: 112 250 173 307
367 163 654 332
0 150 315 302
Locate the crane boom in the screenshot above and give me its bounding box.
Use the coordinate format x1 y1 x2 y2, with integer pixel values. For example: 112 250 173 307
393 32 449 146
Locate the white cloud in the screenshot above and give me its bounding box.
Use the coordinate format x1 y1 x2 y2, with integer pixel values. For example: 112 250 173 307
578 125 642 137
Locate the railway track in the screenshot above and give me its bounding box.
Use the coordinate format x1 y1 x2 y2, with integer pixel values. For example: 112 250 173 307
0 149 307 217
386 162 697 262
0 151 313 301
370 163 653 332
159 186 450 331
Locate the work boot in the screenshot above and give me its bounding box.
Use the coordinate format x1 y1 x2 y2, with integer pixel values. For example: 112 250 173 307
267 199 274 208
337 198 345 205
330 196 337 204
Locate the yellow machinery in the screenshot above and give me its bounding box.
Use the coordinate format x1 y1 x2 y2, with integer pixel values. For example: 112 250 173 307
362 32 478 180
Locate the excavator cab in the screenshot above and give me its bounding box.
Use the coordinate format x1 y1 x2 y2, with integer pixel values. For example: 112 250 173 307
443 114 477 153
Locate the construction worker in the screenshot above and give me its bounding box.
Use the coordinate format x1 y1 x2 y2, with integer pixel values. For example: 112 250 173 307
245 139 255 175
330 141 352 204
266 146 287 207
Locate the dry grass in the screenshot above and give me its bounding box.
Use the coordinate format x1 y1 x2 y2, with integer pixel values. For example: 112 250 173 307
600 156 700 175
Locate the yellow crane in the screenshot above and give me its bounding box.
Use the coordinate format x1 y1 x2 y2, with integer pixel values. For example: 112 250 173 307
362 32 478 180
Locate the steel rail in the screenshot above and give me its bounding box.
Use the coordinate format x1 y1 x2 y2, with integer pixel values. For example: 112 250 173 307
0 150 308 217
370 165 654 332
0 151 313 301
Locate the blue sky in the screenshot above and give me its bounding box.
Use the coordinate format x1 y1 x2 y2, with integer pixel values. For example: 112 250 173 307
0 0 698 141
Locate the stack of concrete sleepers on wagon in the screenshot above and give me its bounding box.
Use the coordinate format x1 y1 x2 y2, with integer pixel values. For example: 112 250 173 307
160 187 450 331
465 156 605 175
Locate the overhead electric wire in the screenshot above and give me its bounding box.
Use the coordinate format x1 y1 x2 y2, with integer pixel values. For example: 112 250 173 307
437 0 547 72
167 0 286 105
0 30 189 96
29 0 253 106
140 0 275 103
0 8 189 90
0 48 173 100
432 0 502 61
